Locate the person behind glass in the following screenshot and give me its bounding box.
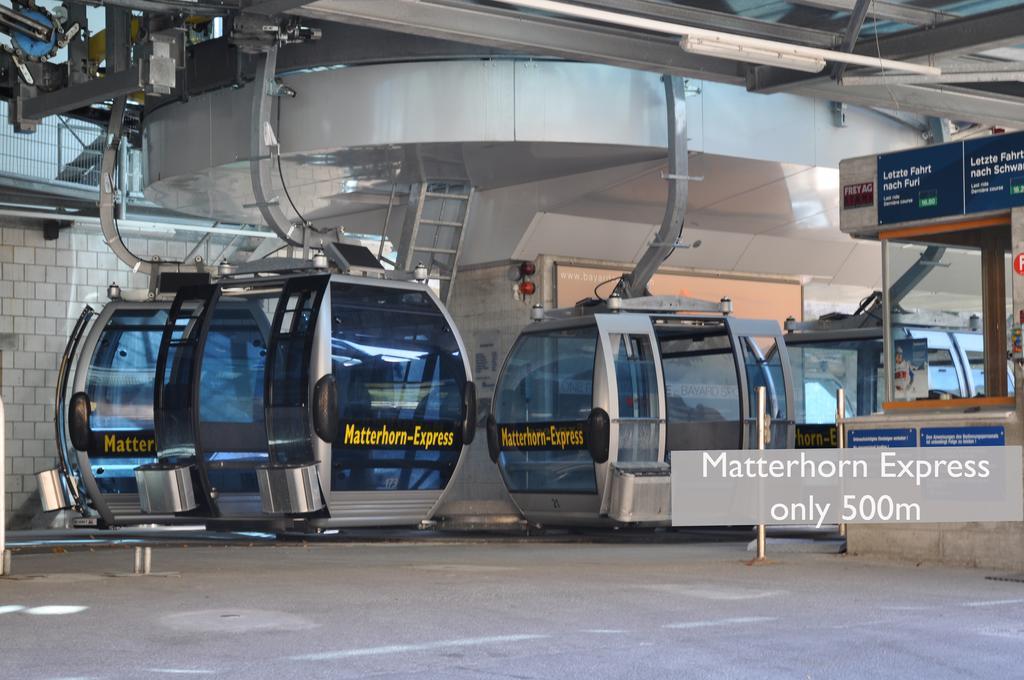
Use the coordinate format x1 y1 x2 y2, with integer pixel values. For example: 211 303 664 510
893 346 914 400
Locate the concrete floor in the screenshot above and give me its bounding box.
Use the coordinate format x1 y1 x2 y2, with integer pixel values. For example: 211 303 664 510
2 535 1024 679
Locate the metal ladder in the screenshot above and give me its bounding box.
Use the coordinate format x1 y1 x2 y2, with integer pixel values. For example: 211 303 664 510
396 182 474 303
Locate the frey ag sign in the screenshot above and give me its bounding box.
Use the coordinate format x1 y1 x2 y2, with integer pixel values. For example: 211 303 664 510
843 182 874 209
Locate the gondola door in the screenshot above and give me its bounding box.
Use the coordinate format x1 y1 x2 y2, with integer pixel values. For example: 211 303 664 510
726 318 795 450
260 275 333 515
594 314 667 509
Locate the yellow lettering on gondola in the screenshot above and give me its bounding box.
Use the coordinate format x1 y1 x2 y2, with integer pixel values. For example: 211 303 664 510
102 433 156 454
341 422 455 449
499 424 586 450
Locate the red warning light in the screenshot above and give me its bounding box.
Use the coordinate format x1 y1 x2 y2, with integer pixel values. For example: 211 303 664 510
518 261 536 278
518 280 536 296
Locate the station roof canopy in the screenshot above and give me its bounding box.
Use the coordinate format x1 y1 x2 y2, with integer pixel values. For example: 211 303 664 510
290 0 1024 127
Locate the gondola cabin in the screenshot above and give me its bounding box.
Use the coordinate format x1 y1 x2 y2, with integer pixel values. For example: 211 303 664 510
486 302 794 527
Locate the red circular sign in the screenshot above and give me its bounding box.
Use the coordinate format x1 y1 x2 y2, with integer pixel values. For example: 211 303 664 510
1015 253 1024 276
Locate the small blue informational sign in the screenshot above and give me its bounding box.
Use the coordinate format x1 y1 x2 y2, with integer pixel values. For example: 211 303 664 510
964 132 1024 214
847 428 917 448
877 144 964 224
920 426 1005 447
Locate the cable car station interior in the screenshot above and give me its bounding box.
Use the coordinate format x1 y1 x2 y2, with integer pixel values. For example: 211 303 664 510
3 1 1024 677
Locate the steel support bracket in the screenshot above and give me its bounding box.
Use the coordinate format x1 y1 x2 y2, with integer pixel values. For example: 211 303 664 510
21 55 176 120
619 74 688 299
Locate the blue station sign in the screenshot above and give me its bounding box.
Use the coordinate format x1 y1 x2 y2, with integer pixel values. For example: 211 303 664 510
964 134 1024 214
877 144 964 224
876 130 1024 225
920 426 1005 447
847 428 917 448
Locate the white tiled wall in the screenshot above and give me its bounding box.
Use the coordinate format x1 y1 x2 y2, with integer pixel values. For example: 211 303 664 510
0 223 222 527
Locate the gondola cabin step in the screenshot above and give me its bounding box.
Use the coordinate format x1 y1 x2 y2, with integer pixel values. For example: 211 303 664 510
607 462 671 524
135 462 198 514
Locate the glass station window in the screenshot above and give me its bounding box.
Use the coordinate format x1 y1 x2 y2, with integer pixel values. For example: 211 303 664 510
787 338 884 423
330 283 466 492
84 308 167 493
495 328 598 494
885 240 1012 402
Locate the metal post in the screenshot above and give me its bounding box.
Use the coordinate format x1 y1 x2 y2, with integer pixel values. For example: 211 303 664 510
377 182 398 262
836 387 847 538
755 385 767 561
0 394 7 576
117 139 129 221
882 242 895 404
57 122 63 179
132 546 151 575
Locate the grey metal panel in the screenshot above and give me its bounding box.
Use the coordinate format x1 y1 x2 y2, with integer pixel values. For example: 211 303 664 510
701 86 817 167
281 60 516 149
144 61 673 224
215 493 265 517
102 494 176 523
513 490 602 524
513 61 662 147
315 491 441 527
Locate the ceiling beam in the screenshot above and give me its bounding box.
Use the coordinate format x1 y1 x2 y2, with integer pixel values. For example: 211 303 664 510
864 5 1024 62
791 82 1024 129
830 0 870 82
568 0 839 47
296 0 746 84
750 4 1024 93
786 0 954 28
